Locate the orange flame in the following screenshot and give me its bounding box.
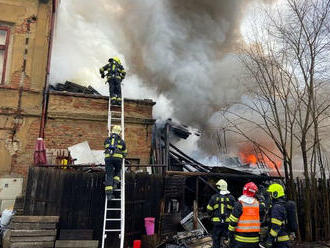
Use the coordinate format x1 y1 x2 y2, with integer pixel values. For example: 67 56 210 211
239 152 282 171
240 153 257 165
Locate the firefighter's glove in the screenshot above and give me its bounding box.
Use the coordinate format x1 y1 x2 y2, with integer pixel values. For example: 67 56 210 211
259 239 273 248
101 74 105 79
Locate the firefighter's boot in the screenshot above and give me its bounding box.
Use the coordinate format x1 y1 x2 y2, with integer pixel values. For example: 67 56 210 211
113 176 121 189
105 185 113 200
115 97 121 106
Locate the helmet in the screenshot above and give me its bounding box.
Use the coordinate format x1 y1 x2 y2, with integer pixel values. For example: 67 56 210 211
112 125 121 134
113 56 121 64
243 182 258 197
216 179 228 191
267 183 285 199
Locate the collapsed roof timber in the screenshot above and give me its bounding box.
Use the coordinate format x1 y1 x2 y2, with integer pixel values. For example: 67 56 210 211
50 81 101 95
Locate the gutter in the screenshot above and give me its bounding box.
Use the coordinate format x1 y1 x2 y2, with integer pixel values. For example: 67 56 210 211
39 0 57 138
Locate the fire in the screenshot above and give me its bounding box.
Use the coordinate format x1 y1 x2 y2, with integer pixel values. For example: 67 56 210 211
239 152 282 171
240 153 257 165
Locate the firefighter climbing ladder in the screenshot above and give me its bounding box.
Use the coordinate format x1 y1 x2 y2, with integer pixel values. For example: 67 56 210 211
101 94 125 248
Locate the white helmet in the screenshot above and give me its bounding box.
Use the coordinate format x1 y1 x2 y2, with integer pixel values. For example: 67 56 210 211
112 125 121 134
216 179 228 191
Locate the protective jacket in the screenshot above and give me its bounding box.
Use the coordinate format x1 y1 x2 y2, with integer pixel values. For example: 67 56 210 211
228 195 264 247
236 200 260 233
207 193 235 223
268 198 290 243
104 133 127 159
100 59 126 81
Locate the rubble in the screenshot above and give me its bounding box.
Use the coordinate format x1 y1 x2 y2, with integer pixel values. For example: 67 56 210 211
158 230 212 248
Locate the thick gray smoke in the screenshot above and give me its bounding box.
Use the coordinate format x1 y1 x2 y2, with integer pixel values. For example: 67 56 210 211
50 0 275 157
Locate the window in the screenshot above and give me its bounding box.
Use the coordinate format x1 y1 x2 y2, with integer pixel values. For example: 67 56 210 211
0 26 10 85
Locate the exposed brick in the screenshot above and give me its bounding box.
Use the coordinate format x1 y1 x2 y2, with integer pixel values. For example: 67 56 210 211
10 95 155 178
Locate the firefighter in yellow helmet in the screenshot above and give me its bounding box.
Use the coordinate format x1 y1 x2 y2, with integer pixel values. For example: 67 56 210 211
259 183 297 248
104 125 127 199
100 57 126 106
207 179 236 248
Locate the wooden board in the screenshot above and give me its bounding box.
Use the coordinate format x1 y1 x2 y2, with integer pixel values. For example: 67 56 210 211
11 216 59 223
189 236 212 248
10 230 57 237
9 223 57 230
9 241 54 248
59 229 93 240
55 240 99 248
10 236 55 242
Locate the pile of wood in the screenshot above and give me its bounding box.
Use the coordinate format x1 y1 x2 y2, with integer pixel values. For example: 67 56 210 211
50 81 100 95
3 216 59 248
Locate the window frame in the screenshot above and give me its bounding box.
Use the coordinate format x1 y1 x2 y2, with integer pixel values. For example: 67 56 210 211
0 26 11 85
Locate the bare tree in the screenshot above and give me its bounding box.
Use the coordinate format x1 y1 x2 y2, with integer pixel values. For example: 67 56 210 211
220 0 330 241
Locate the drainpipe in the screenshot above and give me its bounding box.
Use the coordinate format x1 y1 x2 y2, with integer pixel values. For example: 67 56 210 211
39 0 56 138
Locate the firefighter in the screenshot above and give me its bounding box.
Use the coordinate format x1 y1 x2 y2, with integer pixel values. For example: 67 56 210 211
228 182 263 248
100 57 126 106
207 179 236 248
104 125 127 199
259 183 296 248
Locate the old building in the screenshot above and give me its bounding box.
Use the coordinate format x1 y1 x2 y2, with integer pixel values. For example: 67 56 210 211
0 0 155 181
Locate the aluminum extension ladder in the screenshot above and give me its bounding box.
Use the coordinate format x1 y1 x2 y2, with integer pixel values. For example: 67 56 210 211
101 93 125 248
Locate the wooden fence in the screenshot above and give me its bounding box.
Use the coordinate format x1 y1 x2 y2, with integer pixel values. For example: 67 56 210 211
295 178 330 241
23 167 163 247
23 168 330 244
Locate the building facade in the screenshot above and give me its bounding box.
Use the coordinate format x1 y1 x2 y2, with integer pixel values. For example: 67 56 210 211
0 0 155 180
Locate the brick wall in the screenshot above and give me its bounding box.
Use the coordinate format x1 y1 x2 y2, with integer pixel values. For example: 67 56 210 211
10 92 155 178
0 0 155 180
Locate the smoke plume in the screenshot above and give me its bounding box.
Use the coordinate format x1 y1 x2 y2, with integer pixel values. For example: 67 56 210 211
50 0 275 157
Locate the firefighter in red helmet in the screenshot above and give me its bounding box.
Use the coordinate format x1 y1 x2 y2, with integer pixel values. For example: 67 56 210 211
227 182 265 248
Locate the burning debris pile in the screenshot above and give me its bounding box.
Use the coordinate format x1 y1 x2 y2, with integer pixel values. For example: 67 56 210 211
152 119 276 176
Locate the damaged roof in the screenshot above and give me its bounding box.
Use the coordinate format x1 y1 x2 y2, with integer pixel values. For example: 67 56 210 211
167 118 191 139
50 81 101 95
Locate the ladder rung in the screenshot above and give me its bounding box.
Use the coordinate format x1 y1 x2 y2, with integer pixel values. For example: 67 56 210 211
107 208 121 211
106 218 121 221
105 229 121 232
111 198 121 201
114 189 121 192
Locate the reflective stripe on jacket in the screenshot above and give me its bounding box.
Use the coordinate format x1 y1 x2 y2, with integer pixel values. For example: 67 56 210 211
100 60 126 80
207 193 235 223
268 199 290 243
104 134 127 159
236 200 260 233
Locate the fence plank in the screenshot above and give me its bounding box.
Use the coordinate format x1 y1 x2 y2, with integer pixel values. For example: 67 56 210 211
24 168 164 247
